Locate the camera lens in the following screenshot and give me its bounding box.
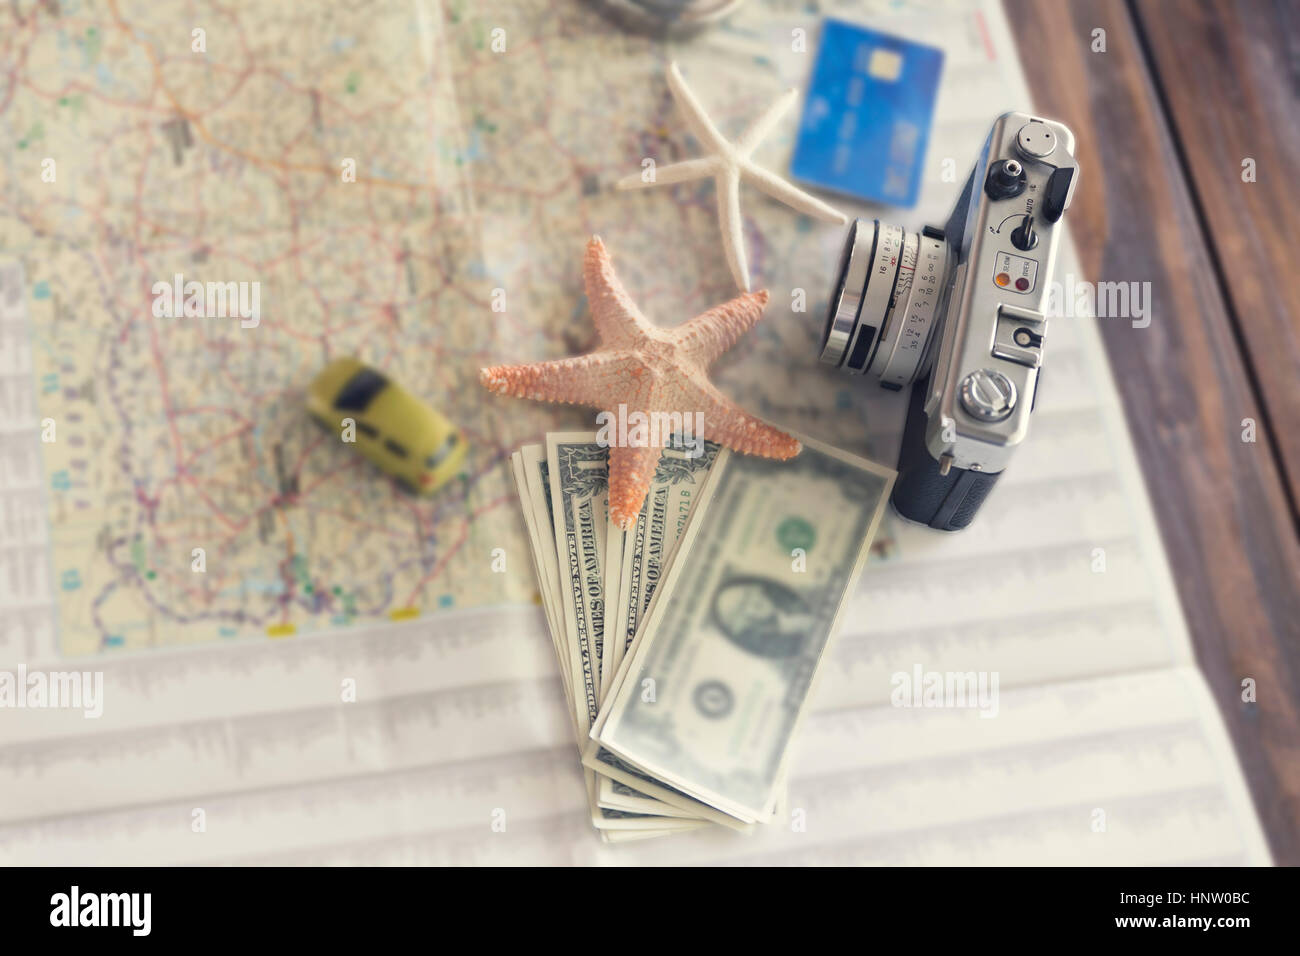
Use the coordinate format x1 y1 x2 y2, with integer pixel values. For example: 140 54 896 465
820 219 950 388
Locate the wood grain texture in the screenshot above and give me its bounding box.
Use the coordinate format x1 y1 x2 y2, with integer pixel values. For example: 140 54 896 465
1132 0 1300 519
1004 0 1300 864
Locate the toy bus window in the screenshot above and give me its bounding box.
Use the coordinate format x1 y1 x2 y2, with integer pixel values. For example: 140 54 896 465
335 369 388 412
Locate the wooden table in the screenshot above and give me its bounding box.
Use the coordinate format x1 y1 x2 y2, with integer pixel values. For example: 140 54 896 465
1006 0 1300 864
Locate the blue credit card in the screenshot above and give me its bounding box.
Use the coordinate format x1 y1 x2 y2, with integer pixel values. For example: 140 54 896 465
791 20 945 208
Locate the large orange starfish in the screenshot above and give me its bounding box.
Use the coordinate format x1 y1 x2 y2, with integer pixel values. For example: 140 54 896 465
481 237 800 529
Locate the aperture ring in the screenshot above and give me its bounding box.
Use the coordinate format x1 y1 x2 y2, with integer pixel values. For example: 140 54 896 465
842 222 904 374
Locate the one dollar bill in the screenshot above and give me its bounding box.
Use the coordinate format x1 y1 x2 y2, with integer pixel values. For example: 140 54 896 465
546 433 705 828
596 437 721 817
589 435 895 822
602 437 722 693
546 432 608 733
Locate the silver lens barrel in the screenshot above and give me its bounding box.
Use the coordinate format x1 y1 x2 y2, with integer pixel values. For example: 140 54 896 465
820 219 875 368
820 220 903 371
820 219 949 387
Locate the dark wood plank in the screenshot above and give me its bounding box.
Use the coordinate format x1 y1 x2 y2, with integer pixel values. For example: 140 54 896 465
1005 0 1300 864
1132 0 1300 521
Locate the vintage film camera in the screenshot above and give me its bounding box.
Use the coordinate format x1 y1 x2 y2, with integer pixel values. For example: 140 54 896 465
820 112 1079 529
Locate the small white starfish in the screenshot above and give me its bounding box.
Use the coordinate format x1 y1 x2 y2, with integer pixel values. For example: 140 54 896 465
617 61 848 291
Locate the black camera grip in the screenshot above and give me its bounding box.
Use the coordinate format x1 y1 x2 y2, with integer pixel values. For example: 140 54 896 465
892 375 1002 531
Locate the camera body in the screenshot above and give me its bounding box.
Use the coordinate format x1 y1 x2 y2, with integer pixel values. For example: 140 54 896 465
820 112 1079 530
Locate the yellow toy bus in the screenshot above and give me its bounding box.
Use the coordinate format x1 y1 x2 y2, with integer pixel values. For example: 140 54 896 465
307 357 467 494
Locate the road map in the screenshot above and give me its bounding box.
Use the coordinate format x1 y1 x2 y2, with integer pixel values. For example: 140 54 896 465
0 0 896 657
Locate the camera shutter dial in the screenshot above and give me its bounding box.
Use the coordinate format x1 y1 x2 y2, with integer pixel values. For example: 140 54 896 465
1015 122 1057 158
960 369 1018 422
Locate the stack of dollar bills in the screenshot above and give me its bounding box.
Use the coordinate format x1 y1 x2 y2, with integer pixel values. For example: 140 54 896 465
510 432 895 842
